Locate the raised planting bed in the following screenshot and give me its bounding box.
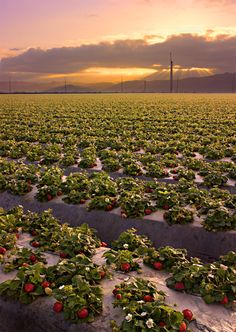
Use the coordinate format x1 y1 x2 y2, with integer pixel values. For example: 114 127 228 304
0 191 235 260
0 211 235 332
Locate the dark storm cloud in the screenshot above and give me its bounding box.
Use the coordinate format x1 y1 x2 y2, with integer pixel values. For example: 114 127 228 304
1 33 236 75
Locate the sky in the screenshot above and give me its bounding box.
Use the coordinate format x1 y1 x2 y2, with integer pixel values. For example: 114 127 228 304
0 0 236 83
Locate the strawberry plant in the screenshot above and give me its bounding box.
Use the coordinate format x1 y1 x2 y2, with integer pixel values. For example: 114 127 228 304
163 206 194 225
2 248 47 272
103 249 141 272
0 262 50 304
111 228 152 255
111 278 192 332
143 246 188 272
53 275 102 323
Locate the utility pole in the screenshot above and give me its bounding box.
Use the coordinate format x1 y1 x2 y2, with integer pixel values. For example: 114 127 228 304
64 77 67 93
170 52 173 93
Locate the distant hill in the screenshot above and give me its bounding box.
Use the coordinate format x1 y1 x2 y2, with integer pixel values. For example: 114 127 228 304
0 73 235 93
105 73 236 93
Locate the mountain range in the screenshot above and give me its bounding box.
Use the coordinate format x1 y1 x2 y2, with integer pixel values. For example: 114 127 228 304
0 72 235 93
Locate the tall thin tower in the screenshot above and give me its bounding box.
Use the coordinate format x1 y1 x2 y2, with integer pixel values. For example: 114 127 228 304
64 78 67 93
170 52 173 93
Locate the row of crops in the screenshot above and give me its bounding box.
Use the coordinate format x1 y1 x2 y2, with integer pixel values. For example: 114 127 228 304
0 94 235 331
0 206 235 331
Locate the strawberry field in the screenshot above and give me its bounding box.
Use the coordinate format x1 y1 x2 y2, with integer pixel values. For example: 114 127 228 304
0 93 235 332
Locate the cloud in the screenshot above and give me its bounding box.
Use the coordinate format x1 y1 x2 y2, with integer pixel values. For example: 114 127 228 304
1 33 236 79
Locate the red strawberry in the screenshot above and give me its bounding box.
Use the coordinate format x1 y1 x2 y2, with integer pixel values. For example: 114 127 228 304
116 294 122 300
158 322 167 327
15 233 20 239
144 208 152 215
29 254 37 262
105 204 113 211
47 194 52 201
41 281 50 288
0 247 7 255
24 283 35 293
145 188 153 193
31 230 38 236
80 199 86 204
22 263 29 267
112 288 120 296
179 322 187 332
57 191 63 196
77 308 89 319
101 241 107 247
172 169 178 174
59 252 67 258
53 302 63 313
153 262 163 270
182 309 193 321
31 241 40 248
120 262 131 272
99 271 106 279
220 296 229 305
163 205 169 210
174 282 185 291
143 295 153 302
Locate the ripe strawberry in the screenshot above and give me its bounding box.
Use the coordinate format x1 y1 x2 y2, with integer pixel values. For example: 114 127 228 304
57 191 63 196
100 241 107 247
153 262 163 270
0 247 7 255
99 271 106 279
143 295 153 302
179 322 187 332
174 282 185 291
31 241 40 248
15 233 20 239
22 263 29 267
105 204 113 211
80 199 86 204
144 208 152 215
59 252 68 258
145 188 153 193
115 293 122 300
112 288 120 296
29 254 37 262
172 169 178 174
41 281 50 288
47 194 52 201
31 230 38 236
182 309 193 321
53 301 63 313
120 262 131 272
220 296 229 305
77 308 89 319
163 205 169 210
158 322 167 327
24 283 35 293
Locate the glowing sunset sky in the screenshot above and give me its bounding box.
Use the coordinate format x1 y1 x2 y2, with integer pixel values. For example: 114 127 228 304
0 0 236 83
